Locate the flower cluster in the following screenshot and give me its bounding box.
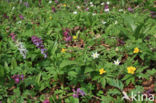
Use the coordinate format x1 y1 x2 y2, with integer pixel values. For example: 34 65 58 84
16 41 28 59
127 66 136 74
11 74 24 84
73 88 85 98
63 29 72 42
31 36 47 58
10 33 27 59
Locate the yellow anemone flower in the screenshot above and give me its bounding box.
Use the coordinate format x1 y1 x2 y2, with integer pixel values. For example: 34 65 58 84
127 66 136 74
99 68 106 75
133 47 140 53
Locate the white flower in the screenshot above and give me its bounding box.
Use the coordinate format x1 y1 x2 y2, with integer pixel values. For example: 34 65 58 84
101 2 105 5
73 11 77 14
77 6 80 9
92 13 96 16
49 0 52 4
105 8 109 12
113 59 120 65
90 2 93 5
102 21 106 24
115 21 118 24
90 4 94 7
92 52 99 59
12 7 15 10
17 21 22 24
106 1 110 5
119 9 123 12
16 41 28 59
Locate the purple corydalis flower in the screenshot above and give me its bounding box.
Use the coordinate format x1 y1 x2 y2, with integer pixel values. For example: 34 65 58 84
52 7 56 12
118 39 125 45
85 8 89 11
128 7 133 12
24 2 29 7
3 13 9 19
63 29 72 42
55 0 58 4
12 74 24 84
43 100 50 103
151 11 156 18
104 4 109 12
65 36 72 42
19 15 24 20
72 88 86 98
31 36 47 58
10 33 16 41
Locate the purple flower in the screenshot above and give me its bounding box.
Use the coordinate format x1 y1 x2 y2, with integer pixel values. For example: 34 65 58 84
43 99 50 103
15 78 20 83
55 0 58 4
0 101 2 103
19 15 24 20
77 88 85 96
118 39 125 46
52 7 56 13
12 74 24 84
3 13 9 19
128 7 133 12
31 36 47 58
85 8 89 11
63 29 72 42
151 11 156 18
72 88 86 98
104 4 109 12
65 36 72 42
10 33 16 41
24 2 29 7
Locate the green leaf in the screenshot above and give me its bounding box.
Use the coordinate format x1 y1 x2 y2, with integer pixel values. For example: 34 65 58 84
36 72 42 85
0 66 4 77
101 78 106 88
60 60 77 68
107 79 124 90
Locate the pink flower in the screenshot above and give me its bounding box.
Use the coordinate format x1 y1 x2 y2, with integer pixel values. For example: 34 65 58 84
10 33 16 41
128 7 133 12
43 99 50 103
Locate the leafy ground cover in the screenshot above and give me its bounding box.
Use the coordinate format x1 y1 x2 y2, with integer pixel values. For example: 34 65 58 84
0 0 156 103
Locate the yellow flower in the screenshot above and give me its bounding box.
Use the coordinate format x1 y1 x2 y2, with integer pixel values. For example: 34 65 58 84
61 48 66 53
133 47 140 53
63 4 67 7
99 68 106 75
73 36 77 40
127 66 136 74
49 16 52 20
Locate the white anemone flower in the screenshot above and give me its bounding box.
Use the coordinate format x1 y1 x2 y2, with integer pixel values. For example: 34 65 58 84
101 2 105 5
102 21 106 24
113 59 120 65
49 1 52 4
92 52 100 59
90 2 93 5
119 9 123 12
106 1 110 5
73 11 78 14
77 6 80 9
